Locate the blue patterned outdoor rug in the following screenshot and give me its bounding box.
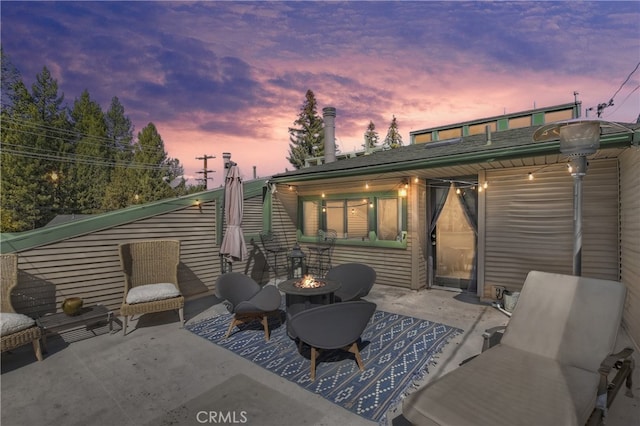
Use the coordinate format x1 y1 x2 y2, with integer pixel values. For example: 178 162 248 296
186 308 462 424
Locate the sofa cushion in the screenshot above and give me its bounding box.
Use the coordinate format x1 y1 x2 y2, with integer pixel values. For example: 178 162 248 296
125 283 181 304
0 312 36 336
403 345 599 426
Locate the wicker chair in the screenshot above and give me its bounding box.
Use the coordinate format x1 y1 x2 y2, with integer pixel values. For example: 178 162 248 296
1 253 43 361
119 240 184 336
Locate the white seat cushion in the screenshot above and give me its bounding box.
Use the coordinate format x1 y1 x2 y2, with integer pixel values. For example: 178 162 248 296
0 312 36 336
125 283 181 304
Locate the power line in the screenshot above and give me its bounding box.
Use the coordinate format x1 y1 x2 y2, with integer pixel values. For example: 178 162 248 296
596 61 640 118
1 146 169 171
1 117 168 157
608 61 640 102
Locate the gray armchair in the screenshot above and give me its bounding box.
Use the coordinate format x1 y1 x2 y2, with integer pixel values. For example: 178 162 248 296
326 263 376 302
288 300 376 380
215 272 281 341
402 270 635 426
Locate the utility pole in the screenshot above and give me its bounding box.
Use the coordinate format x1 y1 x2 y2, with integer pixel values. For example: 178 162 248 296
196 154 215 189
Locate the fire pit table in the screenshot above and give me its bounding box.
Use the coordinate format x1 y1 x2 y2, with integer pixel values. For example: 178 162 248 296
278 276 341 309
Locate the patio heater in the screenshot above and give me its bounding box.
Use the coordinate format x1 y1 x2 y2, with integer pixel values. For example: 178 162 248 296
532 119 628 276
288 244 307 279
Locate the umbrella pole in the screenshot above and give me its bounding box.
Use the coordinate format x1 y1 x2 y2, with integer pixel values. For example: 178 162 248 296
220 164 233 274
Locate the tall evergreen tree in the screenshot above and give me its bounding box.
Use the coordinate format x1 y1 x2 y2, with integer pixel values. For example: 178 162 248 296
102 97 135 210
363 120 380 151
130 123 175 204
287 89 324 169
383 115 403 149
69 90 110 213
1 48 22 111
0 67 71 231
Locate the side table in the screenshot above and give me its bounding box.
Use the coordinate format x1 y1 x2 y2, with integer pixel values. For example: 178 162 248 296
37 304 113 352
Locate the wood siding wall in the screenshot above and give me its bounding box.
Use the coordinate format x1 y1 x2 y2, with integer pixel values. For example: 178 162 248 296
483 159 619 298
11 195 272 318
620 147 640 348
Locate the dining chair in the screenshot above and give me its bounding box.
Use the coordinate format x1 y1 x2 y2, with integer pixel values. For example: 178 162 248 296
306 229 337 277
259 232 289 281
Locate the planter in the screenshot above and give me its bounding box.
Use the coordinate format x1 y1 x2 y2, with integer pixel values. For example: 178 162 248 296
61 297 83 316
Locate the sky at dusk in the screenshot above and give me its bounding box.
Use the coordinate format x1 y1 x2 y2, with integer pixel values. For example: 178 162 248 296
2 1 639 185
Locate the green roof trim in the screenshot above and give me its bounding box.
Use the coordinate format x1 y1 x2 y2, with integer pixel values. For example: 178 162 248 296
270 124 639 184
1 179 267 253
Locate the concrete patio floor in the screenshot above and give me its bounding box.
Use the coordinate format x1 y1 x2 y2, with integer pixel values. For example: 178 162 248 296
2 283 639 426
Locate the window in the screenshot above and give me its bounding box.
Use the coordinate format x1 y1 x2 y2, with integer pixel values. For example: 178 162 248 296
299 192 407 248
377 198 399 240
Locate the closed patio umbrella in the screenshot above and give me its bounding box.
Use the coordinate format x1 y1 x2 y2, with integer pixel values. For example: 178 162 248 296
220 164 247 270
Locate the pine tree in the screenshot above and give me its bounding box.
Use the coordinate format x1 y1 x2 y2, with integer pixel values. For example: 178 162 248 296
102 97 135 210
0 67 71 231
130 123 175 204
69 90 110 213
1 48 22 112
383 115 403 149
287 89 324 169
363 120 379 151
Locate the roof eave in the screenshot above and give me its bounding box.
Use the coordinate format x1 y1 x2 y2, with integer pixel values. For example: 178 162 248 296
270 131 635 184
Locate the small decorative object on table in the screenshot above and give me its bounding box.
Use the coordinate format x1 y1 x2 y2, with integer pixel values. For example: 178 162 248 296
61 297 83 316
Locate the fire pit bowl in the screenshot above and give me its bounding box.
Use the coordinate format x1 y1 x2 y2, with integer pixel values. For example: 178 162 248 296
294 275 326 289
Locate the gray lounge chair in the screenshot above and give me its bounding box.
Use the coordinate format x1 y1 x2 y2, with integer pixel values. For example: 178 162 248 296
215 272 281 341
288 300 376 380
326 262 376 302
402 270 634 426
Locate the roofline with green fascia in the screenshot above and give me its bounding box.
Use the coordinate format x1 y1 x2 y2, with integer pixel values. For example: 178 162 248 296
270 132 635 184
1 179 268 254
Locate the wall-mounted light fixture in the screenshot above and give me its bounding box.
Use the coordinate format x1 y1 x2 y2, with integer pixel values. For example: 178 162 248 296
195 199 202 212
398 179 409 197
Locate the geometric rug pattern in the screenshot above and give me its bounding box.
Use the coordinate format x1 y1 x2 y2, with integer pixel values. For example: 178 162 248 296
186 308 462 424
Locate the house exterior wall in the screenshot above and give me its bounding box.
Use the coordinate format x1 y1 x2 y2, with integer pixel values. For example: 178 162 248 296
620 147 640 347
273 183 420 289
482 159 619 298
